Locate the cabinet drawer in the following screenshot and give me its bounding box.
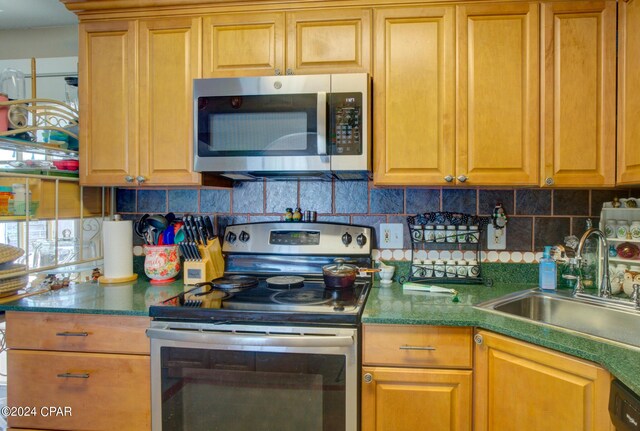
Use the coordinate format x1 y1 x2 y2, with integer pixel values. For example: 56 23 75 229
7 350 150 431
5 312 150 354
363 324 472 368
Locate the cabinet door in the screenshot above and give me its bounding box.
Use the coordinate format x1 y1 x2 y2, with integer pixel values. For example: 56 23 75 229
373 7 455 186
541 1 616 187
474 330 613 431
362 366 472 431
617 0 640 185
8 350 150 430
286 9 371 74
139 18 201 185
456 2 539 186
79 21 137 186
203 13 284 77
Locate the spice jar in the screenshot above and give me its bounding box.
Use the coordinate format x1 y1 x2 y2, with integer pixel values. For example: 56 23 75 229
411 225 424 241
446 226 457 243
435 226 446 243
605 220 617 238
457 226 468 243
468 260 480 277
468 226 479 243
630 221 640 240
433 260 445 278
456 260 468 278
422 260 434 277
445 260 457 277
424 226 435 242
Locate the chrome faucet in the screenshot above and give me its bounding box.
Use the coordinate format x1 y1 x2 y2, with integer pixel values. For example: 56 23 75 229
576 228 611 298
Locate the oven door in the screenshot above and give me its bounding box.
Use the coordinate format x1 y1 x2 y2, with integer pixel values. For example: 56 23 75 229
194 75 331 174
147 323 358 431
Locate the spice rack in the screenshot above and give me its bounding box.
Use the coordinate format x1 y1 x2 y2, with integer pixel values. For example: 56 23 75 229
402 211 491 286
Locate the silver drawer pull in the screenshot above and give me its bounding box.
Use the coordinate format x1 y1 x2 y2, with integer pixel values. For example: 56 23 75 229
56 331 89 337
399 345 436 351
57 373 90 379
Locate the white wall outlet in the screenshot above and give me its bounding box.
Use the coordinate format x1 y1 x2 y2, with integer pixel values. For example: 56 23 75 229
487 224 507 250
380 223 404 249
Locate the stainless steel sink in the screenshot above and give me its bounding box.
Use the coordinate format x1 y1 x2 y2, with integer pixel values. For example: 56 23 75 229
475 289 640 348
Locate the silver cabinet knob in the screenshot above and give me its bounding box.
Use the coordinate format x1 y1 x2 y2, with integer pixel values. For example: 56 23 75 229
136 176 146 185
274 68 281 76
286 68 294 75
444 175 454 183
124 175 134 183
473 334 483 345
545 177 554 186
363 373 373 384
457 175 468 183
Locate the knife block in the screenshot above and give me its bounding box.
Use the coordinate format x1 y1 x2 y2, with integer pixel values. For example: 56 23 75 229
183 238 224 286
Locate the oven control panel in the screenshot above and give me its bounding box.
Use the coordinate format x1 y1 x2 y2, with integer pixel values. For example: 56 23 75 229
223 222 372 255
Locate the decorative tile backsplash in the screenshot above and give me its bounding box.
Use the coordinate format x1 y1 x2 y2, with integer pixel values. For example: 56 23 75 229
117 180 631 260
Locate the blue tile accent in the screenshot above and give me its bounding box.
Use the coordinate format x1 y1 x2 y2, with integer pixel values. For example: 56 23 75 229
249 215 282 222
266 181 298 213
352 215 387 248
516 190 551 215
232 181 264 214
168 189 198 214
137 190 167 213
200 189 231 213
115 188 136 213
370 188 404 214
300 181 332 214
479 190 515 216
442 189 477 214
335 180 368 214
318 215 350 224
406 188 440 214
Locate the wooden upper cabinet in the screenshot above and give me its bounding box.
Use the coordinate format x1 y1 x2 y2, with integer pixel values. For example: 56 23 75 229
373 6 455 186
474 330 613 431
139 17 201 185
286 9 371 74
541 0 616 187
617 0 640 185
203 13 285 77
457 2 540 186
79 21 137 186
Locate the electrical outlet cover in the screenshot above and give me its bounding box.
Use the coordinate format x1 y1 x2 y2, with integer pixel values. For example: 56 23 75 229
380 223 404 249
487 224 507 250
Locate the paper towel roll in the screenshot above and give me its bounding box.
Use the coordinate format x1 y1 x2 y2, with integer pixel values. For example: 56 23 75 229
103 220 134 279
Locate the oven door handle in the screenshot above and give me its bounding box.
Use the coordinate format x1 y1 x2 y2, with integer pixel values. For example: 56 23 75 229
146 327 354 348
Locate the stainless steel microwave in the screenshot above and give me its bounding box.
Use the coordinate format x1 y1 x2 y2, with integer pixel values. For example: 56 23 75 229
193 73 370 180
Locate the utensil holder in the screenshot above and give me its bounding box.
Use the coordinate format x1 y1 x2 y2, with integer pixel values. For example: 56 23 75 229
144 244 181 284
183 238 224 286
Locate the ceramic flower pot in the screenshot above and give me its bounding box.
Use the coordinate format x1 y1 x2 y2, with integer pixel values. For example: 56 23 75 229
144 244 180 283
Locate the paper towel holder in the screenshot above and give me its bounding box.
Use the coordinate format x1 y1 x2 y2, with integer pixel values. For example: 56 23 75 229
99 215 139 285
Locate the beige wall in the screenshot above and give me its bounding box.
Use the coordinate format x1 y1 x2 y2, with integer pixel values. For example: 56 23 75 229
0 25 78 60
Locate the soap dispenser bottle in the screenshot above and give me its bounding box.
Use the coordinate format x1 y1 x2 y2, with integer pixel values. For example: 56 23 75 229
539 245 557 291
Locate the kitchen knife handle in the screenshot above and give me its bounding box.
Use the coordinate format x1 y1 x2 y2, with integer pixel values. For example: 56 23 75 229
203 216 215 239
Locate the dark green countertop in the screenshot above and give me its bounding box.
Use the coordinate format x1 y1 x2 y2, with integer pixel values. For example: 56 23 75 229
363 281 640 397
3 273 639 397
0 277 184 316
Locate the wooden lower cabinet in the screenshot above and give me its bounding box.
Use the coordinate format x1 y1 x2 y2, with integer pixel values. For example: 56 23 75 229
362 324 473 431
474 329 614 431
6 312 151 431
8 350 150 431
361 366 472 431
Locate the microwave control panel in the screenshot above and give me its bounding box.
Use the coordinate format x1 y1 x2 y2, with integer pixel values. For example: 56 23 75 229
331 93 362 155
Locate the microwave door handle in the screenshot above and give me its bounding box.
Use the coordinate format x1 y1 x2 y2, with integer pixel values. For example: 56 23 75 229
317 91 327 155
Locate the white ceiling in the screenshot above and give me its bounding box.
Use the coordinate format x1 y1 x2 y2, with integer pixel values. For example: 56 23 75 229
0 0 77 30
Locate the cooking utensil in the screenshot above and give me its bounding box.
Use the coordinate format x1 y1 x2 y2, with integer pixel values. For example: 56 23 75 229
322 260 380 289
163 227 175 245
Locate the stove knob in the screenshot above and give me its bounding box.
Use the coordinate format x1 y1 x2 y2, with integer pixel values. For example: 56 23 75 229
356 233 367 247
239 231 250 243
342 232 352 246
225 231 237 244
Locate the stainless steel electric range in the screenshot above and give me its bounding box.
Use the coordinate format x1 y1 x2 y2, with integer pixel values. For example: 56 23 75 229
147 221 373 431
